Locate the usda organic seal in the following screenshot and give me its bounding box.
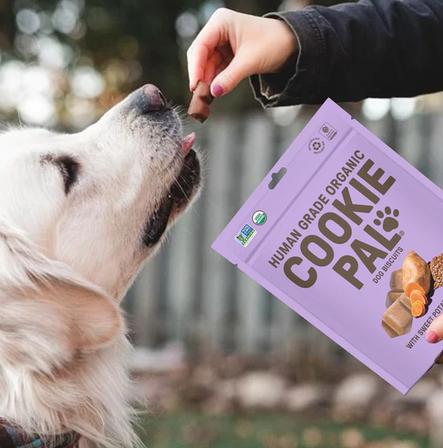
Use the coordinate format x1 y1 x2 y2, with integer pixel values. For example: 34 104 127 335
252 210 267 225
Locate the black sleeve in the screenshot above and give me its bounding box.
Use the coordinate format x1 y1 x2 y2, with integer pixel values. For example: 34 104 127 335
250 0 443 107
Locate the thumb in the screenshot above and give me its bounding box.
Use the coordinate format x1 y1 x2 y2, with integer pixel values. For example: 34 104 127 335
426 316 443 343
210 54 253 97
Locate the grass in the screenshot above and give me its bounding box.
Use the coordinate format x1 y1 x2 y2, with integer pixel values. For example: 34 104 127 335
138 411 429 448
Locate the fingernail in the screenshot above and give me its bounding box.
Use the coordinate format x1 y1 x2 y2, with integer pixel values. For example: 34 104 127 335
211 83 224 97
426 330 439 343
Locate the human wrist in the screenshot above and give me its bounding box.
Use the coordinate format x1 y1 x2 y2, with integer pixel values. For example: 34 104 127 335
267 17 298 72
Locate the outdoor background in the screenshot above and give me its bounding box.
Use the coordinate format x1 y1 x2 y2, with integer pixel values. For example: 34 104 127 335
1 0 443 447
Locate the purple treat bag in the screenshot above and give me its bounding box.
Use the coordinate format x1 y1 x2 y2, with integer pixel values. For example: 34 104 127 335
212 99 443 394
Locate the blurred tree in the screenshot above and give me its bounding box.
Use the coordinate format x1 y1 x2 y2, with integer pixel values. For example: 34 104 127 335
71 0 283 111
0 0 15 50
0 0 352 128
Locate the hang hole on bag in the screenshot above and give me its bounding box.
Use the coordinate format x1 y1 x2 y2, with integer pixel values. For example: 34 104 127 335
268 167 287 189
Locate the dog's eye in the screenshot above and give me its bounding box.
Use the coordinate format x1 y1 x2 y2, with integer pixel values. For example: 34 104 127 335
55 156 80 194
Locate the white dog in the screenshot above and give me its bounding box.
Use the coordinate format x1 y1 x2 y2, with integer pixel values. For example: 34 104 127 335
0 84 200 448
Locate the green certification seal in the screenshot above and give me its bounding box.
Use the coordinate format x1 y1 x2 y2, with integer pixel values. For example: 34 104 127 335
252 210 267 225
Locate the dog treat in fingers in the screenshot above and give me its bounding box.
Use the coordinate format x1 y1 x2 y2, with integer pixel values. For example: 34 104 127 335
188 81 214 122
402 251 431 296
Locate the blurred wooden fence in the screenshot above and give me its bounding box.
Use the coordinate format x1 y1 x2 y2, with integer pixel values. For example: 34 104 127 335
124 107 439 355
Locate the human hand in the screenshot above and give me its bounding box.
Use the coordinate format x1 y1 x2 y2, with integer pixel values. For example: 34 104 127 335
187 8 297 97
426 316 443 363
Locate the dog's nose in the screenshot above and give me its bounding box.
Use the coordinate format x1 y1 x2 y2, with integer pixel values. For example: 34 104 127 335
136 84 167 113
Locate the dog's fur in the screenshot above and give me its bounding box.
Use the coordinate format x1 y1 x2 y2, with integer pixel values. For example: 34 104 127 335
0 86 200 447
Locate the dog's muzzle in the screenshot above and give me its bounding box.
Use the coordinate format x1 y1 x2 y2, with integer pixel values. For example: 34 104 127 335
136 84 200 247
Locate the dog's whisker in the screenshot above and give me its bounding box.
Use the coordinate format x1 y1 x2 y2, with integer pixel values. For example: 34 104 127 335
164 166 191 202
176 180 191 201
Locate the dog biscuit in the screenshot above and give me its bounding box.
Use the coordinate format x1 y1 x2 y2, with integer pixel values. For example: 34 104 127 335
188 81 213 123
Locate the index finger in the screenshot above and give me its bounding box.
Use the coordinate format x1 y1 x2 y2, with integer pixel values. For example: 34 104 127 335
186 14 224 91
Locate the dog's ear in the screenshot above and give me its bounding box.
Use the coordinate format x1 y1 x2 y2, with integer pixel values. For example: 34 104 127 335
39 278 123 353
0 280 123 371
0 219 123 355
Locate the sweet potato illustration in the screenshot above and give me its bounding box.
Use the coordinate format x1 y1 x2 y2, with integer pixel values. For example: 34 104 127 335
402 251 431 296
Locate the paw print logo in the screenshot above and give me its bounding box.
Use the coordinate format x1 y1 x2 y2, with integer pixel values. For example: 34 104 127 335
373 207 400 232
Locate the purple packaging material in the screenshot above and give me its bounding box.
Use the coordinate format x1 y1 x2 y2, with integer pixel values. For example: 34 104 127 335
212 99 443 394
